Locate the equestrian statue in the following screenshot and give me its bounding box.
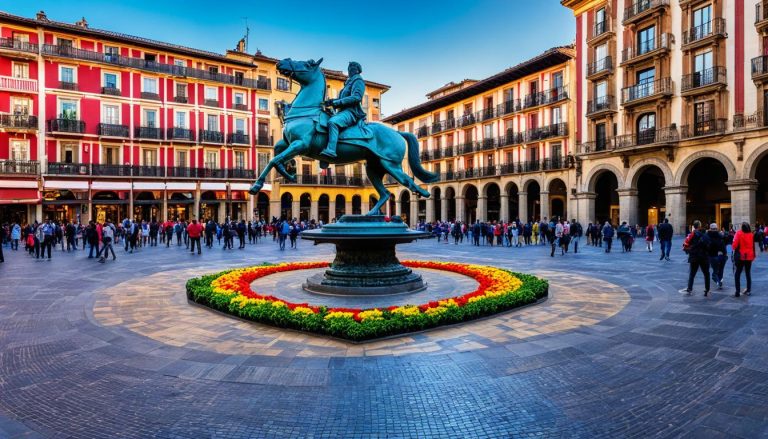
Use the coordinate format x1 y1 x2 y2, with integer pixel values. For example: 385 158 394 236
248 58 438 215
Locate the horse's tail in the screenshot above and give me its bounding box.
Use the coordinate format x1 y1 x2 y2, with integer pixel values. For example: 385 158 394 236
400 131 439 183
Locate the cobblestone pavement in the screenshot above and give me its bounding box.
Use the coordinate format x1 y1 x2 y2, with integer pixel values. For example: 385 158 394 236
0 236 767 438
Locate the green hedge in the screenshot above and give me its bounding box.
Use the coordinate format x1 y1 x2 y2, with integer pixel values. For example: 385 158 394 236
186 269 548 342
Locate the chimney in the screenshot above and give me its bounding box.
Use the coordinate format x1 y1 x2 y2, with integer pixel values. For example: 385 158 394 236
36 10 48 21
75 17 89 28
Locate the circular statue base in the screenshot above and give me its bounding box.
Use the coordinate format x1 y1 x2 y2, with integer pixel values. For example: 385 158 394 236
301 215 429 296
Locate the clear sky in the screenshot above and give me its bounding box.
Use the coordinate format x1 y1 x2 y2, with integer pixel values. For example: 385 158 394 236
1 0 575 116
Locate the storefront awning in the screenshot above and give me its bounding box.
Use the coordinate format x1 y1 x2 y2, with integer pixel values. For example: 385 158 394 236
230 183 252 191
201 182 227 191
92 181 132 190
166 182 197 191
0 188 40 204
45 180 89 190
133 182 166 190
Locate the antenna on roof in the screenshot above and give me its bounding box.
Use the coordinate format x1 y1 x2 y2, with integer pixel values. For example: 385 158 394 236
242 17 250 52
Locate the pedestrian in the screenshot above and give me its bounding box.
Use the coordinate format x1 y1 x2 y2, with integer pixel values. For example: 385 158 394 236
645 223 655 252
98 221 117 262
289 220 299 248
683 220 711 296
187 219 203 255
10 222 20 251
40 219 54 260
657 218 673 260
732 222 755 297
570 219 582 253
279 219 289 251
706 223 726 290
602 221 614 253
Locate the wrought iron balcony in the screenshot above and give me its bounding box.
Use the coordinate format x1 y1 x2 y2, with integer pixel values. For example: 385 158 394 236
589 19 612 41
478 107 495 122
521 160 541 172
0 114 37 130
48 118 85 134
229 168 255 179
525 123 568 142
0 76 38 93
621 77 673 105
0 37 39 54
101 86 121 96
499 163 519 175
624 0 669 24
497 99 521 116
478 165 498 177
167 127 195 141
91 164 132 177
578 138 614 154
442 146 455 157
135 126 163 140
681 66 727 93
47 162 89 175
733 110 768 130
0 160 39 175
458 142 476 155
478 137 496 151
499 132 524 147
615 125 679 149
256 135 273 146
542 156 567 170
141 91 160 101
134 165 163 177
757 2 768 31
680 119 728 138
523 92 546 109
621 33 673 63
416 125 429 138
227 132 250 145
587 57 612 77
98 123 129 137
523 86 568 109
233 103 249 111
199 129 224 144
457 113 477 127
683 18 726 46
60 81 78 91
199 166 226 179
203 99 219 107
173 95 188 104
586 95 616 116
751 55 768 81
166 166 193 178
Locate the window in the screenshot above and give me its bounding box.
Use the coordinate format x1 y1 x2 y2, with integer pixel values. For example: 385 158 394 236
551 142 562 159
59 99 78 119
694 101 715 135
235 118 246 134
505 119 515 137
692 5 712 39
175 83 186 97
483 124 493 139
207 114 218 131
143 77 158 93
205 151 218 168
57 38 73 47
636 113 656 145
595 43 607 63
234 71 244 84
551 107 562 125
102 105 119 124
528 113 538 130
12 62 29 79
142 149 158 166
551 71 563 90
466 157 474 168
12 97 30 115
595 123 607 150
176 150 188 167
527 146 538 162
595 7 606 34
487 154 494 167
10 140 29 161
60 143 78 163
104 45 119 62
208 66 218 75
637 25 656 55
373 98 380 109
143 109 157 128
277 77 290 91
694 50 713 87
103 72 118 89
258 153 271 172
144 53 156 63
204 86 217 101
234 151 245 169
103 146 120 165
175 111 186 128
234 92 245 106
635 67 656 98
60 66 75 84
174 59 186 67
259 98 269 111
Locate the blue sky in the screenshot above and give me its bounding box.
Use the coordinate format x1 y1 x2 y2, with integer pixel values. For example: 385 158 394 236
1 0 575 115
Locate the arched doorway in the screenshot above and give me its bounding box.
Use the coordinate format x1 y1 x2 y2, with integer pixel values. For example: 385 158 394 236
399 190 410 223
168 192 194 222
636 166 666 226
445 187 456 221
432 187 442 222
506 182 519 221
93 191 126 224
200 191 220 222
387 192 396 217
134 191 160 222
686 158 730 229
368 194 378 213
548 178 567 220
335 194 346 219
256 192 269 221
352 195 362 215
526 181 541 222
756 154 768 225
318 194 330 224
594 172 619 225
485 183 500 222
299 193 311 222
463 185 478 223
281 193 293 220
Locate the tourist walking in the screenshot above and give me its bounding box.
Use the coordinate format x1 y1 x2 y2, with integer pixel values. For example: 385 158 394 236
732 222 755 297
569 220 582 253
187 219 203 255
10 222 20 251
98 221 117 263
602 221 614 253
645 224 655 252
684 220 711 296
706 223 726 290
657 218 673 261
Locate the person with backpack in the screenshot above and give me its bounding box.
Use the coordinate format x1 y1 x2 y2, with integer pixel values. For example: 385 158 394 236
706 223 726 290
289 220 300 248
683 220 711 296
602 221 614 253
570 219 583 253
98 221 117 263
278 219 290 251
237 219 247 249
732 222 755 297
187 219 204 255
657 218 673 261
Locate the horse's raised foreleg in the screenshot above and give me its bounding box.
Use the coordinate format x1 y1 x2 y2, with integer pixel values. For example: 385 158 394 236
249 140 305 195
380 160 430 198
271 139 296 182
364 161 389 216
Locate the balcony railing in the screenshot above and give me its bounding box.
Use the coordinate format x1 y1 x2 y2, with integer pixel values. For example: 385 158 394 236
101 86 121 96
587 95 616 116
134 165 164 177
141 91 160 101
167 127 195 141
91 164 133 177
457 113 477 127
499 132 524 147
621 77 673 104
227 132 250 145
479 107 495 122
681 119 728 138
523 86 568 109
683 18 726 45
615 125 679 149
0 76 38 93
579 138 614 153
622 33 673 63
417 126 429 138
256 135 273 146
624 0 669 23
229 168 255 179
458 141 475 155
681 66 727 92
524 123 568 142
279 174 368 186
199 129 224 144
587 57 612 76
47 162 89 175
734 110 768 130
0 37 39 54
173 95 188 104
0 160 39 175
757 2 768 25
0 114 37 129
542 156 567 170
60 81 78 91
233 103 249 111
497 99 521 116
48 118 85 134
203 99 219 107
98 123 129 137
751 55 768 79
590 19 611 40
41 44 272 90
134 126 163 140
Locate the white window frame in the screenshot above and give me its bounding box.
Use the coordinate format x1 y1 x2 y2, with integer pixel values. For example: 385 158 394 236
204 149 219 168
174 58 186 67
175 148 189 167
142 108 158 127
102 144 122 165
175 82 187 98
235 118 247 134
12 97 30 115
59 65 77 83
58 141 80 163
11 62 29 79
233 91 246 106
10 139 30 161
102 70 120 89
58 98 79 119
258 98 269 111
234 150 246 169
141 148 159 166
174 111 188 129
54 36 75 47
142 76 158 93
101 103 120 124
204 86 218 101
206 113 219 131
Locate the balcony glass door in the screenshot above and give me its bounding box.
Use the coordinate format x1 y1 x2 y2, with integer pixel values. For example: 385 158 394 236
637 25 656 55
637 113 656 145
636 68 656 99
694 50 713 87
694 101 714 136
693 5 712 39
175 111 186 129
10 140 29 161
60 100 77 119
142 149 158 166
12 62 29 79
235 119 246 135
176 150 187 168
207 114 218 131
144 110 157 128
104 146 120 165
595 123 607 151
103 105 119 124
205 151 218 169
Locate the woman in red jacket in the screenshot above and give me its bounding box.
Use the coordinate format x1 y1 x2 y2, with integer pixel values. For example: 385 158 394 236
732 222 755 297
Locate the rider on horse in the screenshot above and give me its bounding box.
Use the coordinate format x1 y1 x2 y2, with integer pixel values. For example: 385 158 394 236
320 62 366 159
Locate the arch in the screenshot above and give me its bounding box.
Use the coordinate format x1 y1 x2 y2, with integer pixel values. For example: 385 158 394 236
352 195 362 215
743 142 768 180
387 192 396 216
368 194 378 212
485 182 501 221
526 180 541 221
431 187 442 223
201 191 217 200
463 184 478 223
625 157 674 189
505 181 520 221
584 163 626 193
335 194 346 219
92 191 119 201
318 194 330 224
481 181 500 198
504 181 519 195
398 189 411 202
522 176 543 192
280 192 293 220
460 183 479 198
548 178 568 220
444 186 456 198
135 191 156 201
256 192 269 221
674 150 737 186
399 190 410 220
299 193 311 222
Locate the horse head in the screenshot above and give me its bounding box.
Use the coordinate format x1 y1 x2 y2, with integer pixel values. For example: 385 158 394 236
276 57 323 86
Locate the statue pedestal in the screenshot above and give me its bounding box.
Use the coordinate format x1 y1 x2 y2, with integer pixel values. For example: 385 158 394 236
301 215 429 296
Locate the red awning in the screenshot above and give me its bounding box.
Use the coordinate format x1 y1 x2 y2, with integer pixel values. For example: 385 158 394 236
0 188 40 204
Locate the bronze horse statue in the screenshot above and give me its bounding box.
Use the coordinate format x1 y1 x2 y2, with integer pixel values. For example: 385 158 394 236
249 58 437 216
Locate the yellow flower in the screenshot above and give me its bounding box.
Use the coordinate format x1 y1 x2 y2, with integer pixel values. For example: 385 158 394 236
391 306 420 317
358 309 384 322
292 306 315 316
324 311 355 320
